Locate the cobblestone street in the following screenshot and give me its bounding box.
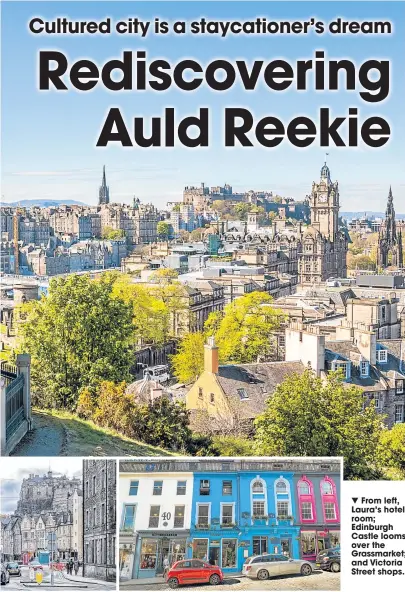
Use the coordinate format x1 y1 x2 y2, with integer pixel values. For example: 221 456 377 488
121 571 340 591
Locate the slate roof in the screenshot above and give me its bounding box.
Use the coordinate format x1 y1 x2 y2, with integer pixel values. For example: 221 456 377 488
215 360 306 419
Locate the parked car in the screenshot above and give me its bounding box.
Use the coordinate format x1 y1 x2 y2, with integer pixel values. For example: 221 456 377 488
242 554 313 580
1 564 10 585
28 561 44 571
5 562 21 576
166 559 223 589
316 547 341 573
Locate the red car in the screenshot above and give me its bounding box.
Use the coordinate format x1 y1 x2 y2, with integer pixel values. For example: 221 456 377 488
166 559 223 589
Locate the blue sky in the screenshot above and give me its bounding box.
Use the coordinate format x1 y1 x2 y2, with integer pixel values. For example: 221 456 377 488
1 1 404 210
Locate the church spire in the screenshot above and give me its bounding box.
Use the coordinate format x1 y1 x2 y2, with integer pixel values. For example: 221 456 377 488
377 186 403 268
98 165 110 205
384 185 396 241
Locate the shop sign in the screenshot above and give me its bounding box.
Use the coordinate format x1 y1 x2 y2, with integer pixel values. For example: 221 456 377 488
210 540 220 547
239 541 250 547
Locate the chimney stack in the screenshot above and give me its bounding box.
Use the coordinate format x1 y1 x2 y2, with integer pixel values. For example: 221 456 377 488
204 336 219 374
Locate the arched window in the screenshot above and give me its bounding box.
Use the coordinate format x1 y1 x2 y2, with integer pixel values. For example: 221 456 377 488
297 477 316 523
276 481 287 493
320 477 339 523
321 481 333 495
252 480 264 493
250 477 267 518
274 477 292 520
298 481 310 495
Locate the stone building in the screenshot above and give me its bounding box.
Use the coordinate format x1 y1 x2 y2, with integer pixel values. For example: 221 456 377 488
377 187 403 269
83 459 116 582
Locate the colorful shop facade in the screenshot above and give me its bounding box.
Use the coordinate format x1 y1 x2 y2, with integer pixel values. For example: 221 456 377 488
119 458 341 580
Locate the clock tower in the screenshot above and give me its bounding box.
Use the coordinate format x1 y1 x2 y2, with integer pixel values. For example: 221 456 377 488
310 161 340 241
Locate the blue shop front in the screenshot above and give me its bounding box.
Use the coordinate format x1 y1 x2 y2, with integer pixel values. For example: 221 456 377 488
188 470 301 573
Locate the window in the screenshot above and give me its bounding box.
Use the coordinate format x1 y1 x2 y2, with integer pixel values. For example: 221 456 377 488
360 361 368 377
198 387 203 399
252 480 264 493
397 380 404 394
381 306 386 321
210 393 215 404
298 481 310 495
333 361 348 377
375 394 383 412
377 349 387 363
129 481 139 496
92 475 96 495
174 506 185 528
148 506 160 528
192 538 208 560
221 504 234 525
177 481 187 495
395 405 404 423
221 539 237 568
101 503 105 525
121 505 136 532
237 388 249 400
93 507 97 526
301 502 313 520
253 536 267 556
222 480 232 495
276 481 287 493
252 501 265 517
277 501 289 519
153 481 163 496
321 481 333 495
140 539 157 570
200 480 210 495
324 502 337 520
197 504 210 526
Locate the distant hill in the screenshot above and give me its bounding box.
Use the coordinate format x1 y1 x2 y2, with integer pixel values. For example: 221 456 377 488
2 199 88 207
341 211 405 220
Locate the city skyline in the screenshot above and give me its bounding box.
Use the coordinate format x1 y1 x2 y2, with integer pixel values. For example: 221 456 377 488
1 1 405 209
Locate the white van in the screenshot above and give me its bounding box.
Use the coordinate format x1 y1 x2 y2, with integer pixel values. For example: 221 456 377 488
143 365 170 383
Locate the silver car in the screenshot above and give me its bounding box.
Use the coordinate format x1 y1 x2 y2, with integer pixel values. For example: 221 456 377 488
242 554 313 580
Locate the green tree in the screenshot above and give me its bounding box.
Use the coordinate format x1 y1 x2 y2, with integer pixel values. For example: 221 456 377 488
18 274 134 408
211 435 255 456
254 370 384 479
171 332 205 383
211 292 285 363
157 221 170 239
234 202 252 220
112 275 170 345
378 424 405 475
101 227 126 240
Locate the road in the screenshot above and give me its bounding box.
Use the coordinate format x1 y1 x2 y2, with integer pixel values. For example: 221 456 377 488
5 566 116 590
120 571 340 591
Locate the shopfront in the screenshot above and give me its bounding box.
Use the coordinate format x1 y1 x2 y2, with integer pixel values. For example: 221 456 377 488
300 529 340 561
190 526 300 573
134 532 188 579
119 543 135 581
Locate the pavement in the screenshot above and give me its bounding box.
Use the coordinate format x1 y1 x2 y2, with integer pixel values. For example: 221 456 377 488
5 565 116 591
119 571 340 591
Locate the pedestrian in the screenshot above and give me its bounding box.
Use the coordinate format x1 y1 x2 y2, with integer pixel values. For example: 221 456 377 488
163 556 169 579
74 560 79 576
69 558 74 575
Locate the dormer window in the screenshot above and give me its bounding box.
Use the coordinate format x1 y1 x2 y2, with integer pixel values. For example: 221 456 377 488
332 360 350 379
377 349 387 364
360 361 369 377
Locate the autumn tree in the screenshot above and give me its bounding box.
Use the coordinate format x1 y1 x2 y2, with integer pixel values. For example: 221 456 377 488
254 370 384 480
170 332 205 383
209 292 285 363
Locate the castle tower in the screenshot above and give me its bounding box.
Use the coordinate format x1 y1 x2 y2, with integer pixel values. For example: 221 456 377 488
98 165 110 205
377 187 403 268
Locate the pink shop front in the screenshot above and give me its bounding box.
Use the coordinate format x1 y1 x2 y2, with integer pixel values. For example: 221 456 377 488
300 529 340 561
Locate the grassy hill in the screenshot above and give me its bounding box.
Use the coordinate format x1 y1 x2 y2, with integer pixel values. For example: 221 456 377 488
12 409 173 457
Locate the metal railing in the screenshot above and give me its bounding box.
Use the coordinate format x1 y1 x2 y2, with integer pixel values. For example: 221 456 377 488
2 363 25 441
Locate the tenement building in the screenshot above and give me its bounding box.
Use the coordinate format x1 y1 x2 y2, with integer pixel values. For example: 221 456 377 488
377 187 403 269
83 459 117 582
